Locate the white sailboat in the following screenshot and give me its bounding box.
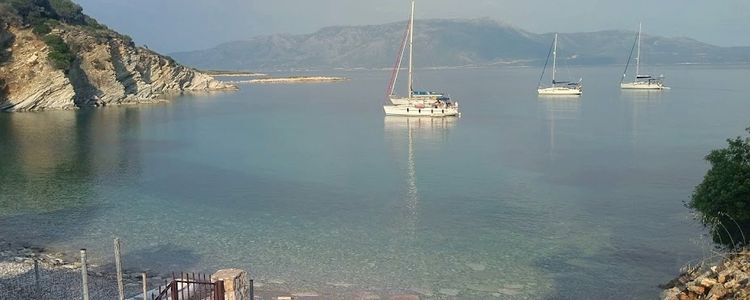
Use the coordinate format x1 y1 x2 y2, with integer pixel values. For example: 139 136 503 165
620 23 666 90
537 33 582 96
384 0 459 117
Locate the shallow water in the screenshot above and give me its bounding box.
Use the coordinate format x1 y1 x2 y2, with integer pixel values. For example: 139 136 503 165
1 65 749 299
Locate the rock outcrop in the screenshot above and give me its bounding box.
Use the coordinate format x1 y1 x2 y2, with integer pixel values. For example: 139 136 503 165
0 3 235 112
661 250 750 300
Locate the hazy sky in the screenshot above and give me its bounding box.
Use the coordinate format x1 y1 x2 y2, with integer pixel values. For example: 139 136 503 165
76 0 750 53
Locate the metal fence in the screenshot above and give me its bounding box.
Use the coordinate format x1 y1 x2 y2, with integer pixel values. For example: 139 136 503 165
152 272 223 300
0 258 141 299
0 238 253 300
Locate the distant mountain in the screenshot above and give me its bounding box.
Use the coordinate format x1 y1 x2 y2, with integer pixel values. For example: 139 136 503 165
171 18 750 71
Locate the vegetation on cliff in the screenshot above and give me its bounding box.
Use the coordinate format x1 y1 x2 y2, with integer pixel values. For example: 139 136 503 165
0 0 234 111
689 128 750 249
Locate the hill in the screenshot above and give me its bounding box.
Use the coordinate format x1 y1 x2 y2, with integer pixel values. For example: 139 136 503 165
171 18 750 71
0 0 234 112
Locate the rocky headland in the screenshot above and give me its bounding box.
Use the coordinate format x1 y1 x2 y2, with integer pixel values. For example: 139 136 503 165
0 0 235 112
661 249 750 300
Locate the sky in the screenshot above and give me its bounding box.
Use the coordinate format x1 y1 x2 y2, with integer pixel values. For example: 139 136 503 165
75 0 750 53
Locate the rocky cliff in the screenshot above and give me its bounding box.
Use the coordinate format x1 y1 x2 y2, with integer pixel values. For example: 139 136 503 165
0 0 235 112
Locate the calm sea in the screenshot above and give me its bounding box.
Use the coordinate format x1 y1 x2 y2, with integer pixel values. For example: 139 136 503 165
1 65 749 299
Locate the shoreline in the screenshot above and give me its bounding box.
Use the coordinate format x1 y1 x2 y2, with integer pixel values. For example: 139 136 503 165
660 249 750 300
225 76 348 84
0 242 428 299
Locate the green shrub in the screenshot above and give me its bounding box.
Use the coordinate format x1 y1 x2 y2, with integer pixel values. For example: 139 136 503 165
689 127 750 249
42 34 74 70
31 21 50 35
48 0 84 24
1 0 54 24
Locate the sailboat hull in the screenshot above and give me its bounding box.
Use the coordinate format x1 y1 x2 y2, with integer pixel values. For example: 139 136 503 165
389 96 443 106
383 105 459 117
537 87 582 95
620 82 666 90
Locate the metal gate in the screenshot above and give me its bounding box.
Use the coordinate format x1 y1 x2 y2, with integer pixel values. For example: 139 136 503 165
152 273 224 300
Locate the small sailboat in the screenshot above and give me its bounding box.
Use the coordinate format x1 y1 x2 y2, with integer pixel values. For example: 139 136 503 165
620 23 666 90
537 33 582 96
384 0 459 117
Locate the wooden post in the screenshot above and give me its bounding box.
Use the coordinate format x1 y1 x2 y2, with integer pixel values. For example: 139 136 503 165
142 272 148 300
33 258 40 299
114 238 125 300
80 249 90 300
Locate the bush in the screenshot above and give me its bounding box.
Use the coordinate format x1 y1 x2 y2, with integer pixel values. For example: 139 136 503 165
31 21 50 35
689 127 750 249
48 0 84 24
42 34 74 70
1 0 54 24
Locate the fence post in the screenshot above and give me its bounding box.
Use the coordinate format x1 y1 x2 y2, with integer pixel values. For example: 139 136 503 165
80 249 90 300
170 280 179 300
249 279 254 300
33 258 40 299
212 269 247 300
142 272 148 300
214 280 224 300
114 238 125 300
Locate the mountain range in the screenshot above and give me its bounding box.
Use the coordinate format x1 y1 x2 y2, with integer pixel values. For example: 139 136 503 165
171 18 750 71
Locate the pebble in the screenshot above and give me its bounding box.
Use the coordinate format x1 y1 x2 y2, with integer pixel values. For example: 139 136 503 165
438 288 459 296
466 262 486 271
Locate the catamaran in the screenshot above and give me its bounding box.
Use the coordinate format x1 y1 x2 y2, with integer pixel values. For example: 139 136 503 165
620 23 666 90
383 0 459 117
537 33 582 95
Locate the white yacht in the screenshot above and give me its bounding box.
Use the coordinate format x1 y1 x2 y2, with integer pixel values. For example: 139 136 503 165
620 23 667 90
537 33 582 95
384 0 459 117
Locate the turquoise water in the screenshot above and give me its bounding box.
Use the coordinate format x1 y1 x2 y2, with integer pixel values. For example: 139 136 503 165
1 66 749 299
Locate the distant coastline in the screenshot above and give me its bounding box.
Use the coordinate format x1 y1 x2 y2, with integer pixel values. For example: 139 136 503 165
201 70 269 77
224 76 348 84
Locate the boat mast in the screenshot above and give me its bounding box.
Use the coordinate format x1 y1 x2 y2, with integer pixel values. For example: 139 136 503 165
552 33 557 85
636 22 641 76
407 0 414 100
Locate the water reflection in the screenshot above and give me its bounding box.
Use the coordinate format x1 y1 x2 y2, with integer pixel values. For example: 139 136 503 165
383 116 456 238
538 98 581 157
0 107 144 247
620 90 663 147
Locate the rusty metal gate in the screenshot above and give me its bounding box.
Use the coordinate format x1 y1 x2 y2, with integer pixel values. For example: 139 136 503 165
152 273 224 300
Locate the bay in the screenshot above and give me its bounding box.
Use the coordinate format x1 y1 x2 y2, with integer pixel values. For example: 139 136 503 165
1 65 749 299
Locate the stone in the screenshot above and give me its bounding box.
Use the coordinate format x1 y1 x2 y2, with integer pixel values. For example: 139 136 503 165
677 292 690 300
212 269 249 300
707 284 727 300
438 289 459 296
687 284 705 295
466 262 486 271
725 279 737 289
699 278 718 288
389 295 420 300
717 273 727 284
660 287 681 300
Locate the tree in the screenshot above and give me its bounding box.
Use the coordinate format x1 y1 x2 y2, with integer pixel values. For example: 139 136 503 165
48 0 84 24
689 127 750 249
